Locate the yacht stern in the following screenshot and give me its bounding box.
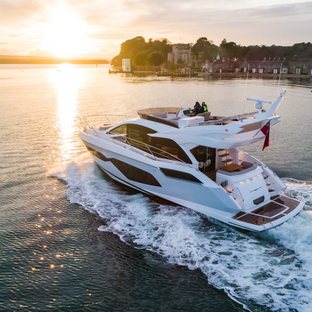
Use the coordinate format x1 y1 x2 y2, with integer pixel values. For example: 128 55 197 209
229 194 304 231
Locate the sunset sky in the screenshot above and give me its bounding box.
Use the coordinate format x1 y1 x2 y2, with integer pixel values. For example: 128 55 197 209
0 0 311 58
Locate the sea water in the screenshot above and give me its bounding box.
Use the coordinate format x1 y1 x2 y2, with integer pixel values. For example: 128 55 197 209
1 64 312 311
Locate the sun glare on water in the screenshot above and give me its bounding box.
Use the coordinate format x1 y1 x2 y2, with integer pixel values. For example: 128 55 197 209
49 63 85 161
41 6 88 58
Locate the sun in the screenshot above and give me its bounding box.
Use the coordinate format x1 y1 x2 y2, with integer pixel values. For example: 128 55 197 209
41 6 88 58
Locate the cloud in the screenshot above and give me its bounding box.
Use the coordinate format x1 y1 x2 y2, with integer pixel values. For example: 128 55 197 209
0 0 311 56
0 0 51 25
115 1 312 45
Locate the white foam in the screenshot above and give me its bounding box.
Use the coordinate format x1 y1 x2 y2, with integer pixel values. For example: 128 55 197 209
50 157 312 311
269 179 312 269
283 178 312 210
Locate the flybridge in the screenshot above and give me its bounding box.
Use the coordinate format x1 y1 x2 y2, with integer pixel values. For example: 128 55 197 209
137 107 257 129
137 90 286 130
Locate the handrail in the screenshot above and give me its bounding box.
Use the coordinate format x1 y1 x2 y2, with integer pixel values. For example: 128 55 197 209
113 135 186 163
195 111 258 126
78 113 135 131
223 111 258 121
81 113 134 118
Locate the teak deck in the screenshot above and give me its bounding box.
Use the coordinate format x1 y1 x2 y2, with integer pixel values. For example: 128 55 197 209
220 163 242 172
233 195 300 225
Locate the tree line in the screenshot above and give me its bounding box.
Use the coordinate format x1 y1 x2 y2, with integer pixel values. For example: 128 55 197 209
111 36 171 67
111 36 312 67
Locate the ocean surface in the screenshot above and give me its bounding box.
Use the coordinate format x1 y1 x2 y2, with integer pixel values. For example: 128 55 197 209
0 64 312 312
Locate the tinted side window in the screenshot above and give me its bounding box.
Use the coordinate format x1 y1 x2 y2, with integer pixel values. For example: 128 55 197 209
150 137 192 163
127 125 156 143
111 159 161 187
108 124 127 135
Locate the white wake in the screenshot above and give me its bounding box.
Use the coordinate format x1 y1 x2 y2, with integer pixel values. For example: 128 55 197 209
49 156 312 311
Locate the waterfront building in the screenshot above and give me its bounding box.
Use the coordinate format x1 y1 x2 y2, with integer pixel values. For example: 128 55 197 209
242 60 285 74
167 44 192 65
206 59 240 73
288 60 312 75
122 59 131 72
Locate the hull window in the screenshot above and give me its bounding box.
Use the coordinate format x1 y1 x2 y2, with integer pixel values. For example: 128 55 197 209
86 146 109 162
160 168 202 183
111 159 161 187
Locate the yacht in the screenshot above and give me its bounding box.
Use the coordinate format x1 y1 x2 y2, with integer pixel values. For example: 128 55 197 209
80 90 304 231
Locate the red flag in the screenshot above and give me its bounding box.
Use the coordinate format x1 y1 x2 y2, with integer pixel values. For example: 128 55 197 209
260 121 270 150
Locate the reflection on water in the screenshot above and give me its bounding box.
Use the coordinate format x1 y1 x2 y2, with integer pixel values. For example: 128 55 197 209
49 63 85 161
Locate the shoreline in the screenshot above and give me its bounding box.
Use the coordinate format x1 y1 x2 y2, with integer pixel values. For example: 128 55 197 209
201 72 312 79
112 70 312 79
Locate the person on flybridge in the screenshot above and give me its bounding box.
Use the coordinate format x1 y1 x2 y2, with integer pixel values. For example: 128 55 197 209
193 101 208 115
193 101 201 114
201 102 208 112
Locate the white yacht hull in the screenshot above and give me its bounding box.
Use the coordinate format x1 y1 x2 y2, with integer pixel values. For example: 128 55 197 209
80 132 303 232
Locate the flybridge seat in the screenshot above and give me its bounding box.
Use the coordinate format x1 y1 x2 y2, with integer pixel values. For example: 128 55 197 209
219 162 256 174
137 107 211 119
137 107 215 128
137 107 181 128
137 107 181 117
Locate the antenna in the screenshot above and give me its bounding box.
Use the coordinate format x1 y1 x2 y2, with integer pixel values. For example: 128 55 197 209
247 97 272 112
